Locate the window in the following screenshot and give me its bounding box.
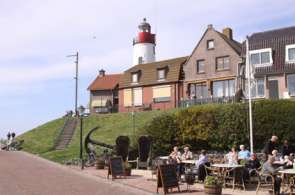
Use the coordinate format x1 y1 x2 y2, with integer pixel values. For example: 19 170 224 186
189 83 208 99
216 56 230 70
212 80 235 97
123 89 132 107
287 74 295 96
207 40 214 49
157 69 166 81
153 85 171 102
286 44 295 62
132 88 143 106
250 48 272 67
131 73 139 83
138 57 143 64
257 78 265 97
196 60 205 73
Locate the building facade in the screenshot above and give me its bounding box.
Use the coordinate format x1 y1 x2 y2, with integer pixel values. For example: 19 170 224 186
245 26 295 100
183 24 243 104
118 57 187 112
88 70 121 114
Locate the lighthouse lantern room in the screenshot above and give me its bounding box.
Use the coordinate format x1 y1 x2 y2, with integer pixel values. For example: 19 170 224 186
133 18 156 65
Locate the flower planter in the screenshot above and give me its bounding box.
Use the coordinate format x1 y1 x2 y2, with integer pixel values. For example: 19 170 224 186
96 160 105 169
124 168 132 176
204 185 222 195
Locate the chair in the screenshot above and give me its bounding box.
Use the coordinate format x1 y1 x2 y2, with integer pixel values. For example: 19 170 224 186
256 173 275 195
223 167 246 190
290 176 295 195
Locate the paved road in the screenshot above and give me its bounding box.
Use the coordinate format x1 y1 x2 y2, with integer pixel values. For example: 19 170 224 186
0 151 151 195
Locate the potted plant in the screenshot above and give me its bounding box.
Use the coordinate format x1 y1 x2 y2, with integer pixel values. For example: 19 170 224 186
96 157 105 169
124 162 132 176
204 176 222 195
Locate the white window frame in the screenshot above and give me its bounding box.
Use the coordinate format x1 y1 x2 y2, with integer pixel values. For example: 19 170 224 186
157 69 166 81
286 44 295 63
249 48 273 67
255 78 265 98
207 40 214 49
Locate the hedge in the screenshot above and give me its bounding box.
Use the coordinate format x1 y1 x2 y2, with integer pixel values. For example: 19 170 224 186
140 100 295 156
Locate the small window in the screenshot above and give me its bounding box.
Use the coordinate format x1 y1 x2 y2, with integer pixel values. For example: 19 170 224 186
132 73 138 83
207 40 214 49
196 60 205 73
158 69 166 81
216 56 230 71
250 48 272 67
138 57 143 64
286 44 295 62
287 74 295 96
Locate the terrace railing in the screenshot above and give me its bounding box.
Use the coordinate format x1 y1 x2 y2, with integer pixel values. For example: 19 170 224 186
179 96 235 108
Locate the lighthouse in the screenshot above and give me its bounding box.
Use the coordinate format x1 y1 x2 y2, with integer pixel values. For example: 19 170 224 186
133 18 156 65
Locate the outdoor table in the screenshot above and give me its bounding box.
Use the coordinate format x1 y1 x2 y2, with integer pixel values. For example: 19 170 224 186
279 169 295 193
158 156 169 160
182 160 196 164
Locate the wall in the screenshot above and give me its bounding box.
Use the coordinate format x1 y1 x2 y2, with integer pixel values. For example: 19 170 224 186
118 83 181 112
183 27 242 99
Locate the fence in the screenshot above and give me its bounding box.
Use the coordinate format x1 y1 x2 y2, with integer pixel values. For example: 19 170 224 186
179 96 235 108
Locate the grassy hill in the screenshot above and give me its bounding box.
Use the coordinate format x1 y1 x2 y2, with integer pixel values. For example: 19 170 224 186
18 110 164 163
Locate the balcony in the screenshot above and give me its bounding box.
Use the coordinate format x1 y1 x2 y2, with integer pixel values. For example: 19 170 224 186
179 96 235 108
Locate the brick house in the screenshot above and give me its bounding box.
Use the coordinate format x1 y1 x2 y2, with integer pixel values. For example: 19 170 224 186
88 69 121 114
245 26 295 100
118 56 187 112
182 24 244 104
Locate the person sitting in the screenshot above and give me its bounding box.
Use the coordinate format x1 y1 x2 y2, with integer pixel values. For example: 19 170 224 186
281 140 291 157
261 156 282 195
283 155 294 169
271 150 281 162
169 146 182 178
181 146 193 160
238 145 251 160
169 146 182 163
225 147 238 165
246 153 261 170
195 150 209 182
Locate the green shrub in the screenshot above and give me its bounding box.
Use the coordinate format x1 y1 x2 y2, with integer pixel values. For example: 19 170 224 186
141 100 295 155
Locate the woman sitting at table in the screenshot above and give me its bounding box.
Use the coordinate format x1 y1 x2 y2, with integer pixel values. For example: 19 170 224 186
225 147 238 165
195 150 210 182
181 146 193 160
169 146 182 178
272 150 281 162
283 155 294 169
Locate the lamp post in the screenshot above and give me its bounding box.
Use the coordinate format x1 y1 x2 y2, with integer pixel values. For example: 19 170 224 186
78 105 85 170
131 111 135 135
67 52 79 116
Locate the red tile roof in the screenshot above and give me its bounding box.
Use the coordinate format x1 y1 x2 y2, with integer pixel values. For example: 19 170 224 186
88 74 122 91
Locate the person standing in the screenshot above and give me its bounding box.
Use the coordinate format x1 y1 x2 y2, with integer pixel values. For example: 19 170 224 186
281 140 291 157
263 136 278 158
6 132 11 151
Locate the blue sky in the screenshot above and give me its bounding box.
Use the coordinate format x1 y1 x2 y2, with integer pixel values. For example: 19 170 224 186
0 0 295 139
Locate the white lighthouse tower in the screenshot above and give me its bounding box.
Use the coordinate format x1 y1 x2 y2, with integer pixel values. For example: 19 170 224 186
133 18 156 65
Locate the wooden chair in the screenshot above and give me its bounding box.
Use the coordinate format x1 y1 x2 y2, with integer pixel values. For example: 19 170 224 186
288 176 295 195
256 173 275 195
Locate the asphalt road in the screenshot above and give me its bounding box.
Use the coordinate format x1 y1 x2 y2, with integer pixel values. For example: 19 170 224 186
0 151 151 195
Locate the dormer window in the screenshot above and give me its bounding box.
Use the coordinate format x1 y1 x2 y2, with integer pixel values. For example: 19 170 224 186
157 68 166 81
286 44 295 63
131 72 139 83
207 40 214 50
250 48 272 67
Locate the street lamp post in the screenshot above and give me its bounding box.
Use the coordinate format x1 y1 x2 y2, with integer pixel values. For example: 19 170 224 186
67 52 79 116
131 111 135 135
78 105 85 170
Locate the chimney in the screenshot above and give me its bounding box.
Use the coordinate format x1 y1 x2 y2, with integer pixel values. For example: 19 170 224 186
223 27 233 40
99 69 105 77
207 24 213 29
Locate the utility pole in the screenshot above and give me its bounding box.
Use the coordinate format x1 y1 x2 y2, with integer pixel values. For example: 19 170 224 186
67 52 79 116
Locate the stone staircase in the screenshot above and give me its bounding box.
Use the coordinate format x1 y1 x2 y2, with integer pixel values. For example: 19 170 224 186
54 117 78 150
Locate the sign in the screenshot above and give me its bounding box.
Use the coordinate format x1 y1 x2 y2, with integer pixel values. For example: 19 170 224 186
107 156 125 179
157 164 180 195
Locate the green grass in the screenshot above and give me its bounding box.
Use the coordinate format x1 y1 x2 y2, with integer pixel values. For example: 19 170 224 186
18 110 165 163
